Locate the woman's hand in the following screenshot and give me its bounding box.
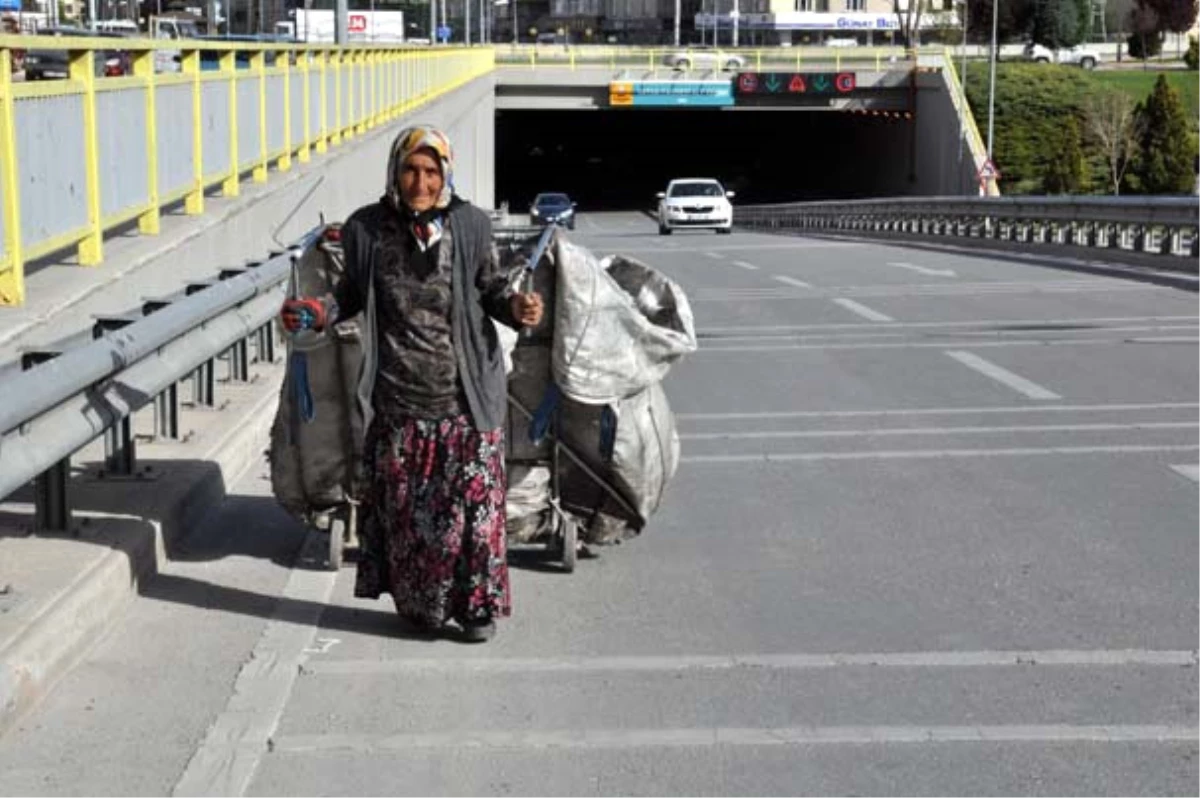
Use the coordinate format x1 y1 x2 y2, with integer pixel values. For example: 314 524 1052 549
510 292 544 328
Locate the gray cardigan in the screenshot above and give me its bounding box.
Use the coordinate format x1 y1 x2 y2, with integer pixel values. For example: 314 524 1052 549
334 199 518 432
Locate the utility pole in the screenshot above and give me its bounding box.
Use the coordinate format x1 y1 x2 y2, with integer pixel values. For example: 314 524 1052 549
512 0 517 44
429 0 436 42
335 0 348 43
985 0 999 195
466 0 471 43
732 0 739 47
674 0 680 46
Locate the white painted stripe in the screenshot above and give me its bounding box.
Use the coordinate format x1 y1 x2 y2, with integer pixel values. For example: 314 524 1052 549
273 724 1198 754
731 260 760 271
699 316 1198 334
615 242 853 254
680 421 1197 441
772 275 812 289
698 325 1197 346
945 350 1061 400
888 261 956 277
681 444 1200 464
1170 464 1200 482
698 339 1116 353
833 298 894 323
705 251 725 260
676 402 1198 421
172 530 335 798
302 649 1197 676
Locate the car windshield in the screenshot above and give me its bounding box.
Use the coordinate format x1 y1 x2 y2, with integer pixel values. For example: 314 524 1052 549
669 182 723 198
535 194 571 207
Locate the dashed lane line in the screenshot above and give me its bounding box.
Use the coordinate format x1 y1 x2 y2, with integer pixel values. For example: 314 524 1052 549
945 350 1061 401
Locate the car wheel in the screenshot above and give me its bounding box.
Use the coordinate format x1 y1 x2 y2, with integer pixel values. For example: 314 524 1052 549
568 220 575 231
724 59 741 71
717 227 732 235
673 58 690 70
1080 57 1096 70
1035 57 1050 64
658 224 671 236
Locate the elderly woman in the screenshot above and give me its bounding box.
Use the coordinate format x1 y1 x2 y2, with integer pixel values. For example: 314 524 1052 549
282 126 543 643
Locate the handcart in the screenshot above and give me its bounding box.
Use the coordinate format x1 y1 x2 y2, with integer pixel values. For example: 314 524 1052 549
493 223 644 573
270 224 364 571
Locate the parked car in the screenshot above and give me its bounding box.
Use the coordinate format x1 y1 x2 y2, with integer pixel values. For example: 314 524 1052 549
1023 42 1101 69
824 36 860 48
23 27 130 80
662 46 745 71
656 178 734 235
529 192 576 230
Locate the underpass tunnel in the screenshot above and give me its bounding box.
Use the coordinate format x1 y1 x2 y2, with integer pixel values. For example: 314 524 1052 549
494 109 918 215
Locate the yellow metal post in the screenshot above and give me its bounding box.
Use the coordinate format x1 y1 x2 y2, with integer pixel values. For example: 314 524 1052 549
316 50 329 153
299 51 311 163
355 51 366 134
133 49 160 235
279 49 292 172
0 48 24 305
71 48 102 266
183 49 204 214
331 49 343 145
222 50 239 197
252 50 268 183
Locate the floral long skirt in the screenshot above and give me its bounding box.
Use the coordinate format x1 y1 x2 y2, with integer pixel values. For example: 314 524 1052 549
353 413 511 626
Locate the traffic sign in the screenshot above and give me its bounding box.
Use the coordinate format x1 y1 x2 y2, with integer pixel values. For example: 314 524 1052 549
977 159 1000 181
735 72 857 97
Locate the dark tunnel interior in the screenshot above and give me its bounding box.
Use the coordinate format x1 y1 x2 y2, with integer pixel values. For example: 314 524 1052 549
494 109 916 214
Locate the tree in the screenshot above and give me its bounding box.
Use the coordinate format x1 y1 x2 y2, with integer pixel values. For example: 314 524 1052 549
967 0 1037 43
1085 91 1142 194
1042 116 1089 193
1130 75 1198 193
1186 35 1199 68
1140 0 1200 32
1031 0 1092 48
892 0 926 49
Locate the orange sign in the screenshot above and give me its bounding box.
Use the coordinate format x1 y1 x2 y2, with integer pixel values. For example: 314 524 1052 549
609 82 634 106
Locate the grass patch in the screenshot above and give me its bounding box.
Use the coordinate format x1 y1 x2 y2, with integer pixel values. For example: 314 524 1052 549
1089 71 1198 124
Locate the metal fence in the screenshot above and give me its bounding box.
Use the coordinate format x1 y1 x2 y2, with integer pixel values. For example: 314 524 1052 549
735 196 1200 265
494 43 910 73
0 36 494 306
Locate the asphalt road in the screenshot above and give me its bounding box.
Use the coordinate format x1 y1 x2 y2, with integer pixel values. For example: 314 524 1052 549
0 212 1196 796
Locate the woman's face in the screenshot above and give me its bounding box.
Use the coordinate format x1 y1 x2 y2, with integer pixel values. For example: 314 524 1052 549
399 150 444 213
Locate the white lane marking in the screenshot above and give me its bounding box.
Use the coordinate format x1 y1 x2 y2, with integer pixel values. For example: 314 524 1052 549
676 402 1198 421
1170 464 1199 482
772 275 812 289
832 298 894 323
699 316 1198 334
681 444 1200 464
680 421 1198 441
888 261 956 277
273 725 1198 753
691 281 1164 302
705 251 725 260
698 325 1197 345
303 648 1196 676
172 530 335 798
697 339 1117 353
731 260 760 271
945 350 1061 401
615 242 853 254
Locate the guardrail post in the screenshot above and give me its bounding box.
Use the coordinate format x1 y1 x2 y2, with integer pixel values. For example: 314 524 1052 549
193 359 215 407
331 49 343 146
253 50 268 183
222 50 240 197
133 49 160 235
183 49 204 215
92 318 136 474
155 384 180 440
315 51 328 154
70 48 103 266
279 49 293 173
297 51 311 163
1160 227 1178 256
0 48 25 306
21 352 70 532
355 50 367 135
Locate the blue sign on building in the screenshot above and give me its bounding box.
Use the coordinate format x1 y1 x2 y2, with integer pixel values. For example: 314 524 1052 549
436 25 452 43
609 80 734 108
0 0 20 11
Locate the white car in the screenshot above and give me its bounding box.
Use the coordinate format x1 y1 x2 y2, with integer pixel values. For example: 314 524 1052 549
1023 42 1102 69
657 178 735 235
662 48 746 71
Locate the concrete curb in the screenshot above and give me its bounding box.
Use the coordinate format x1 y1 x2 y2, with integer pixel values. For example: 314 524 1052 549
0 370 282 738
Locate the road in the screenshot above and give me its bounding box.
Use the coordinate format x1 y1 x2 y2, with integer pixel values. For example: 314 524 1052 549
0 212 1195 796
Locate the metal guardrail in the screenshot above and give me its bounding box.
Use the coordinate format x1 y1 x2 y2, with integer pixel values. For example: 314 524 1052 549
734 196 1200 263
0 36 494 306
0 228 319 531
493 43 911 73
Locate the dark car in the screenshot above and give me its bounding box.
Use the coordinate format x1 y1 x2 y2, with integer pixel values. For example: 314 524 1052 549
24 28 131 80
529 192 576 230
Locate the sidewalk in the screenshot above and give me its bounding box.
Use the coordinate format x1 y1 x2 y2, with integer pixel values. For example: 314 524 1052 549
0 358 283 737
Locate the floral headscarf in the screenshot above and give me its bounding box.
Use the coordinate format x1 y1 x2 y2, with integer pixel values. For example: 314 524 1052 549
385 125 455 213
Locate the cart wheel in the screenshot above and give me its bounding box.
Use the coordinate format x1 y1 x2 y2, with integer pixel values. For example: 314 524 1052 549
560 518 577 573
328 515 345 571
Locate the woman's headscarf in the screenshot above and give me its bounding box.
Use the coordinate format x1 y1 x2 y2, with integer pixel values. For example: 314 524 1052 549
385 125 455 214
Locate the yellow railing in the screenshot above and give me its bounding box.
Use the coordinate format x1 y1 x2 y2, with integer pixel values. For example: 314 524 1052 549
494 44 910 74
0 37 494 306
938 47 996 195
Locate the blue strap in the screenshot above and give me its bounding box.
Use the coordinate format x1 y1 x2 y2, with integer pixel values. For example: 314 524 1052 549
599 405 617 462
290 351 316 424
529 383 561 445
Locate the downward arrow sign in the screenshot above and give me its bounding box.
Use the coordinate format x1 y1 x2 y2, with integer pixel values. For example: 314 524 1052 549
765 75 782 92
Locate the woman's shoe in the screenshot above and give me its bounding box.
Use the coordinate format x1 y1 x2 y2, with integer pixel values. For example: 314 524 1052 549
461 618 496 643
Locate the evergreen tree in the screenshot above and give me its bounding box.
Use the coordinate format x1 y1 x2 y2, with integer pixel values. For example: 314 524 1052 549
1031 0 1088 47
1130 75 1198 193
1042 116 1088 193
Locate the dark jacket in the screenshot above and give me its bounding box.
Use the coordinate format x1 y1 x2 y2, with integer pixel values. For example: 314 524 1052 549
334 198 518 432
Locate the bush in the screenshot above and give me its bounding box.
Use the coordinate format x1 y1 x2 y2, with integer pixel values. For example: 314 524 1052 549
1185 36 1198 70
1042 116 1089 193
1129 75 1198 194
1127 31 1164 59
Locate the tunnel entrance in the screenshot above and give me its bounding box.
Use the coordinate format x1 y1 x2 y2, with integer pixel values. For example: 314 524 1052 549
494 109 916 215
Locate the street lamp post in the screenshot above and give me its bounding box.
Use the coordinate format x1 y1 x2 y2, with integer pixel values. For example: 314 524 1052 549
985 0 999 195
674 0 680 46
957 0 967 167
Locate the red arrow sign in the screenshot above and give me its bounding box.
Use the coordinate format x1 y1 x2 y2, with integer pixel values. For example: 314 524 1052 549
789 75 807 93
